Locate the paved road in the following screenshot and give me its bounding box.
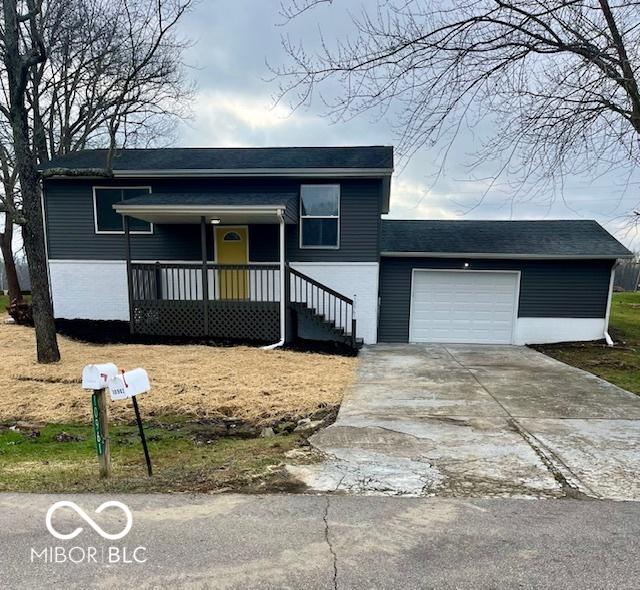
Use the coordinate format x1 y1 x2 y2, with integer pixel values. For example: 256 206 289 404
2 493 640 589
292 344 640 498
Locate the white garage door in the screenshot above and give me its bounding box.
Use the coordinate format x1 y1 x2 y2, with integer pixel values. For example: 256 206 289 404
409 270 519 344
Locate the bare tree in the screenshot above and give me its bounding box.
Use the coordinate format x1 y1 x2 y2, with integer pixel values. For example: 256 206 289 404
275 0 640 207
1 0 56 362
0 0 193 362
34 0 193 166
0 133 22 304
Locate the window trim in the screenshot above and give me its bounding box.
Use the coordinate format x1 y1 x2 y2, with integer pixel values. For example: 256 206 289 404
93 186 154 235
299 183 340 250
223 230 242 242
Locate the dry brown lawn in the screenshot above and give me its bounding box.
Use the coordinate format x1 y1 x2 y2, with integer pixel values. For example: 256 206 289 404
0 321 356 425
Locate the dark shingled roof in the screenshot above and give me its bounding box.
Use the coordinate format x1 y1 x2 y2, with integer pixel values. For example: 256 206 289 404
40 146 393 172
380 220 632 259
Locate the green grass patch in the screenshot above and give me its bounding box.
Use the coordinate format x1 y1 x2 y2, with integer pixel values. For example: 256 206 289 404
0 422 314 493
536 292 640 395
0 293 31 313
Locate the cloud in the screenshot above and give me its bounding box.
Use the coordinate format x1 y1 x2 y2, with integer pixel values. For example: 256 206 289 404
186 90 292 142
386 177 458 220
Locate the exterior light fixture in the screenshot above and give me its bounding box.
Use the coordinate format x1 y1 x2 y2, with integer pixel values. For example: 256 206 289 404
210 219 221 225
463 262 470 268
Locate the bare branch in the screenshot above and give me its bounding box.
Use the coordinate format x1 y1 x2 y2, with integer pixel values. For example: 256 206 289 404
275 0 640 215
0 0 194 362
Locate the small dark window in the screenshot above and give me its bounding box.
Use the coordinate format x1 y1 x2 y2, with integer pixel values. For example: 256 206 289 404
223 231 242 241
300 185 339 248
94 187 152 233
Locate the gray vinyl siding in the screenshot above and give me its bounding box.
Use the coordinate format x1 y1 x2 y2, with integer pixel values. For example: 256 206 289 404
248 224 279 262
45 178 206 260
286 179 382 262
378 257 614 343
43 177 381 262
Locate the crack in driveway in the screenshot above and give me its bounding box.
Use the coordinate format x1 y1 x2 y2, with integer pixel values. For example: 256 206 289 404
508 420 597 500
323 496 338 590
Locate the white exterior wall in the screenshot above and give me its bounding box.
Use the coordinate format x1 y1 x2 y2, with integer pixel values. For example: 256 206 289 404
49 260 129 321
290 262 379 344
515 318 606 345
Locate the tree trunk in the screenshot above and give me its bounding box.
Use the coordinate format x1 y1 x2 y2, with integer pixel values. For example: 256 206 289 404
3 0 60 363
0 218 23 302
21 196 60 363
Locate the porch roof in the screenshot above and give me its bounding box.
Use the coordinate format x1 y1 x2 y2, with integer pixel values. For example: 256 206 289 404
114 191 298 224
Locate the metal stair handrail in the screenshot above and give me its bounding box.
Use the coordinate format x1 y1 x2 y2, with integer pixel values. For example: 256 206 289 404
287 265 357 345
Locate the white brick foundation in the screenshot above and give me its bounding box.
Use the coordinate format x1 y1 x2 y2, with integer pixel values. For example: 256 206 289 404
49 260 129 321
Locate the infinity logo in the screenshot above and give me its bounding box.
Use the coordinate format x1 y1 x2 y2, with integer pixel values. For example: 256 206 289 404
45 501 133 541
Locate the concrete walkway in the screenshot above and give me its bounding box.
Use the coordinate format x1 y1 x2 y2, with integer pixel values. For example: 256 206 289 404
290 344 640 499
4 493 640 589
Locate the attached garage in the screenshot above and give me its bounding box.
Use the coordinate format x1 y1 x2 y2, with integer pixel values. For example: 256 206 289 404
378 220 632 345
409 270 519 344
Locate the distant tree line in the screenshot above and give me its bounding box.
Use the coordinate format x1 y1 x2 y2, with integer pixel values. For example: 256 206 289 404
615 257 640 291
0 254 29 293
0 253 29 294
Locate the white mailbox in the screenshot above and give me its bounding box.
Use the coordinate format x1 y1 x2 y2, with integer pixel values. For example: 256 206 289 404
107 368 150 401
82 363 119 390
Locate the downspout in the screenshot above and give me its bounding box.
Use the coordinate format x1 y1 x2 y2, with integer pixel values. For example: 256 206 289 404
604 262 617 347
262 209 286 350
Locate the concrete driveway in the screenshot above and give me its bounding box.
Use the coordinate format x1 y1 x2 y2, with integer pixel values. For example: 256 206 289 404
290 345 640 499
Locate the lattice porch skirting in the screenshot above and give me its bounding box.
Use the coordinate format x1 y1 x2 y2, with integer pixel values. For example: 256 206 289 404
131 300 280 341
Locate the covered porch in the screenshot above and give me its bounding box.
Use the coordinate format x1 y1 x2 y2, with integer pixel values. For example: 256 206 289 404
114 194 358 347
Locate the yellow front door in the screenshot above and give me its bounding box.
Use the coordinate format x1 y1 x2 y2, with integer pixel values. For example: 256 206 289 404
215 226 248 299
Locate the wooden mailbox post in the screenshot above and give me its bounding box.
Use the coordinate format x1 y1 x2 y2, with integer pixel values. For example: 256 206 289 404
82 363 118 478
82 364 153 478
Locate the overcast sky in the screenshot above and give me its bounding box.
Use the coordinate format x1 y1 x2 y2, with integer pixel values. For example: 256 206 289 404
173 0 640 250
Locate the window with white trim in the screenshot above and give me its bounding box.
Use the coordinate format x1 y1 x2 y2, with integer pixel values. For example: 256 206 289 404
300 184 340 248
94 187 152 234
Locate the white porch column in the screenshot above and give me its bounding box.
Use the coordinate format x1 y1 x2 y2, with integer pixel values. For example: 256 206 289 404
263 209 286 349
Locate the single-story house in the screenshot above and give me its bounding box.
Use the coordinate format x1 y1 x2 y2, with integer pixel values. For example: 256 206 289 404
39 146 632 349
